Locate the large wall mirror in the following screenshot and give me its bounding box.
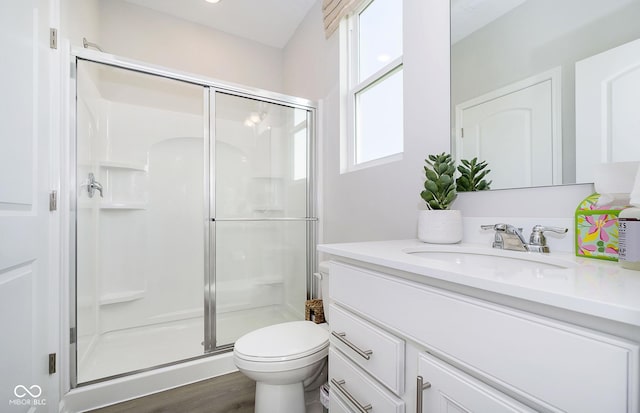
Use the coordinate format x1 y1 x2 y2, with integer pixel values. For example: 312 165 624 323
451 0 640 191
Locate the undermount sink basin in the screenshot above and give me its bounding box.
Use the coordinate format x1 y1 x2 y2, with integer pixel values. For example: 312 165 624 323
405 247 575 272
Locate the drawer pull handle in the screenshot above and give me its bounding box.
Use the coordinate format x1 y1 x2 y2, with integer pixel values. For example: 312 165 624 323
331 331 373 360
331 378 373 413
416 375 432 412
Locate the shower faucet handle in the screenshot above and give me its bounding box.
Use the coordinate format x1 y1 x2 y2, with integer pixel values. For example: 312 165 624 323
86 172 104 198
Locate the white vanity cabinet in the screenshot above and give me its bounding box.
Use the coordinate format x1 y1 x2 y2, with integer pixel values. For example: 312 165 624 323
327 260 640 413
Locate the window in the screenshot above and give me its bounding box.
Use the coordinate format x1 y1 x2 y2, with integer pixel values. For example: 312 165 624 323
345 0 403 171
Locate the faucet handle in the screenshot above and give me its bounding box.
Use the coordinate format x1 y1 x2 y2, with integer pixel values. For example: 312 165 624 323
481 223 507 231
481 223 523 234
481 224 504 248
529 225 568 246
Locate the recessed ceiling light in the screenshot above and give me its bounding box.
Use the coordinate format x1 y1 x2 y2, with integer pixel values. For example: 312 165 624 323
205 0 221 3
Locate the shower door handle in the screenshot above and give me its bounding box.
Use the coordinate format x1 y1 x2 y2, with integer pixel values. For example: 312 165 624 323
86 172 104 198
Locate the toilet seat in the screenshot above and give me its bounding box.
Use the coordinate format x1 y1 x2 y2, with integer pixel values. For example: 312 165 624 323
234 321 329 363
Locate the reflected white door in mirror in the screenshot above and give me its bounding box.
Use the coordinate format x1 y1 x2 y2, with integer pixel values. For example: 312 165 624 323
576 37 640 183
454 68 562 190
450 0 640 188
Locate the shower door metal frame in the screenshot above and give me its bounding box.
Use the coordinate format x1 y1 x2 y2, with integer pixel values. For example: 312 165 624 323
69 48 318 388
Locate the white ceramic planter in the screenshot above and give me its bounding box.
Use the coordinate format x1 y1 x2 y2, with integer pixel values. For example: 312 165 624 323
417 210 463 244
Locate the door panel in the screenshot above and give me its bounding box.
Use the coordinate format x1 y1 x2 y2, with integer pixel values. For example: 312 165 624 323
75 60 207 383
214 93 309 219
0 0 53 410
418 353 534 413
576 37 640 182
214 220 307 346
458 80 553 189
213 92 312 346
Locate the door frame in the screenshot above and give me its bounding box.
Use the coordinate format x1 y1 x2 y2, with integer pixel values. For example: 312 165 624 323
454 66 563 185
66 47 318 388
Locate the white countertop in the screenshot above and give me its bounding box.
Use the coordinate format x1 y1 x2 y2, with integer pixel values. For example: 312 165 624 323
318 240 640 328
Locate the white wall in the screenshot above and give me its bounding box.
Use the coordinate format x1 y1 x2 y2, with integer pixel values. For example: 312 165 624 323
284 0 450 243
60 0 100 49
62 0 286 93
283 1 334 101
284 0 595 245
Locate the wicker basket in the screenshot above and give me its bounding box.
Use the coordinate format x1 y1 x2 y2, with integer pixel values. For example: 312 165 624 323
304 299 325 324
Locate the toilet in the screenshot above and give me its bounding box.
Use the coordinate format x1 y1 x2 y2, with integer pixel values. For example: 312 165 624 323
233 321 329 413
233 263 331 413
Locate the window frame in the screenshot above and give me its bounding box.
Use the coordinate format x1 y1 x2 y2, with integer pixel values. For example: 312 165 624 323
344 0 404 173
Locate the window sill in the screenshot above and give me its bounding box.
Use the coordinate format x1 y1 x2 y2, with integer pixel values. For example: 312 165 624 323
341 152 403 174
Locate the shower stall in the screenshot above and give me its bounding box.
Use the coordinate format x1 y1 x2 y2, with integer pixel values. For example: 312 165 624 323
71 52 316 386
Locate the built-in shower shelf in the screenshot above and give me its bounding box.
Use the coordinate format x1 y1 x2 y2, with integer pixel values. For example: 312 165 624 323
99 290 146 305
99 202 147 210
254 277 284 286
76 201 147 210
98 160 147 171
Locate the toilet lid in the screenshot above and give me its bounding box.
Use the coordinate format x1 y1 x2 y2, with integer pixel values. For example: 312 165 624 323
234 321 329 361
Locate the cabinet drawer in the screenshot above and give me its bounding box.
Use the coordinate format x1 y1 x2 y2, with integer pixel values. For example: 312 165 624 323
329 390 356 413
330 303 405 395
330 261 638 412
329 347 405 413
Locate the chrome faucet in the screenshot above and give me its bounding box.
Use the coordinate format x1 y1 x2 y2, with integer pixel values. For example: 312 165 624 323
481 223 567 253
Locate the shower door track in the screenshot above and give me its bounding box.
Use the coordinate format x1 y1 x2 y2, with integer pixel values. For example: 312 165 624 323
212 218 319 221
69 48 318 388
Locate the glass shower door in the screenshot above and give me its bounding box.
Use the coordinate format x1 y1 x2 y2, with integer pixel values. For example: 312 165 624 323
75 60 208 383
213 92 313 347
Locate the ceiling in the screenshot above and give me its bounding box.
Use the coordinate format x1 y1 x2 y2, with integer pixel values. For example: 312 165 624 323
123 0 317 49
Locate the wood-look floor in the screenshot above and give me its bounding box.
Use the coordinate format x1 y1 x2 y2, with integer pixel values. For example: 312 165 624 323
89 372 255 413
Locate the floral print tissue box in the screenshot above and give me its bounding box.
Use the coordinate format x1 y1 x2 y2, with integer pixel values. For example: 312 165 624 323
575 193 630 261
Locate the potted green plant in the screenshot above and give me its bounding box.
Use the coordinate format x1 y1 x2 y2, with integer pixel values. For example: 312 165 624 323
418 153 463 243
456 157 492 192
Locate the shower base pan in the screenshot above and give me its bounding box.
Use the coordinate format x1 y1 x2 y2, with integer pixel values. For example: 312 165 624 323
77 305 299 384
